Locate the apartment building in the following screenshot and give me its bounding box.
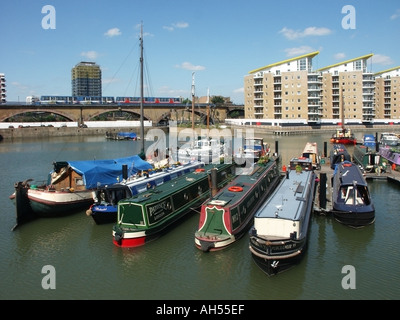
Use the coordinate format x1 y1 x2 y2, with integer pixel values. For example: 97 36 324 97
244 51 321 123
71 62 102 97
0 73 6 103
318 54 374 123
374 66 400 120
244 52 377 124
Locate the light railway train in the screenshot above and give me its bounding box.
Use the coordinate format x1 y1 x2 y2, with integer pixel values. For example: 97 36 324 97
30 95 183 105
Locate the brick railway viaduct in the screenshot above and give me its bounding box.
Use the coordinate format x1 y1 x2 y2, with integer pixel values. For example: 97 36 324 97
0 103 244 125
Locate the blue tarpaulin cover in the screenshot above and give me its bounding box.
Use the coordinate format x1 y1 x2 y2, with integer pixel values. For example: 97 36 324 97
117 132 137 139
56 155 152 189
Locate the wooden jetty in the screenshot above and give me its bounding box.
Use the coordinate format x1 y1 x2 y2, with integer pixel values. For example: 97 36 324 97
313 158 400 215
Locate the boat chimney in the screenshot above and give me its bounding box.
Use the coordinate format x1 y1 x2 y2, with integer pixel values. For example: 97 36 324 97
122 164 128 180
210 168 218 196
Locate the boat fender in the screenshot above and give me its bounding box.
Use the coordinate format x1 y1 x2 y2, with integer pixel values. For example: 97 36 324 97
114 233 122 243
375 166 381 174
228 186 243 192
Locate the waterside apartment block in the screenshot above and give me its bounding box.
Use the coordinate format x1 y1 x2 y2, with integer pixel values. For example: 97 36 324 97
244 52 388 124
374 66 400 120
0 73 6 104
244 51 321 123
318 54 374 123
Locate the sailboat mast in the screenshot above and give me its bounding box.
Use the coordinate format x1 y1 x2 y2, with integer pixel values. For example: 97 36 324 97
140 23 145 155
191 72 195 132
341 89 345 131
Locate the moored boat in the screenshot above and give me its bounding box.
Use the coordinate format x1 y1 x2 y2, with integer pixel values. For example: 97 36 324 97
329 143 351 169
194 154 281 252
302 142 321 170
234 137 270 165
106 131 139 140
9 155 152 229
378 145 400 170
330 127 357 145
379 132 399 146
332 161 375 228
362 134 376 148
177 138 223 163
87 160 205 224
112 162 236 248
353 144 386 173
248 156 316 276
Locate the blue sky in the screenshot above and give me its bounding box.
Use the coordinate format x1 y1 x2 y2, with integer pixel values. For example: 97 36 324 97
1 0 399 104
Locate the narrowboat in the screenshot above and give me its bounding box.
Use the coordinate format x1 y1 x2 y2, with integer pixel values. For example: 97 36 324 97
194 155 281 252
87 160 204 224
112 162 236 248
10 155 152 229
302 142 321 170
329 143 351 169
378 145 400 170
353 144 386 173
249 156 316 276
332 161 375 228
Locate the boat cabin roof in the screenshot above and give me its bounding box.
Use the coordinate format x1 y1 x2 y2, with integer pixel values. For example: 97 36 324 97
205 160 277 208
334 161 367 187
254 164 315 221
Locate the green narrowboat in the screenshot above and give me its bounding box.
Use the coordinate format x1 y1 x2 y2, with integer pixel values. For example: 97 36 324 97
112 162 236 247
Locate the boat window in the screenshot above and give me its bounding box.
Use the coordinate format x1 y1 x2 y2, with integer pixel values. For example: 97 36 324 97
120 205 145 226
356 186 370 205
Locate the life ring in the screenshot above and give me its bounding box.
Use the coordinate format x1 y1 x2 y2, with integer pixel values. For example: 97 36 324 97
228 186 243 192
195 168 205 172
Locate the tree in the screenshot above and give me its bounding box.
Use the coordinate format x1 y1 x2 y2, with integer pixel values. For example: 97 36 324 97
211 96 225 105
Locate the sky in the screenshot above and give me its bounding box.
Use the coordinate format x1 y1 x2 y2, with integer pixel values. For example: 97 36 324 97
1 0 400 105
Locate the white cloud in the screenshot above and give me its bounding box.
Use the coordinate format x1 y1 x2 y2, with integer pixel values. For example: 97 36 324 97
173 22 189 29
279 26 332 40
163 21 189 31
371 54 394 66
334 53 346 60
284 46 315 57
81 51 99 60
104 28 121 37
175 62 205 71
233 87 244 93
390 9 400 20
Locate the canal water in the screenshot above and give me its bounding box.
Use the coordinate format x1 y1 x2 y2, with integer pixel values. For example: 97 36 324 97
0 130 399 301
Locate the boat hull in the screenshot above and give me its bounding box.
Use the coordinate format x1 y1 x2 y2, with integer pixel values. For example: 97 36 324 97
249 238 307 276
330 137 356 145
332 210 375 228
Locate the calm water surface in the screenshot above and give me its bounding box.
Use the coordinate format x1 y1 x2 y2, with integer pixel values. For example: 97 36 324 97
0 131 399 300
